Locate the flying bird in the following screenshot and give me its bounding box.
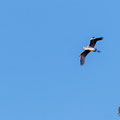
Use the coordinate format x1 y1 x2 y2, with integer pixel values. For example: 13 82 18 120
80 37 103 65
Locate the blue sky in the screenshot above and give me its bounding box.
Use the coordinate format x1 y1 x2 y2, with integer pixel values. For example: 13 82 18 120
0 0 120 120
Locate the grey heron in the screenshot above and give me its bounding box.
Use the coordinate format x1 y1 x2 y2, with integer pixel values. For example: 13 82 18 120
80 37 103 65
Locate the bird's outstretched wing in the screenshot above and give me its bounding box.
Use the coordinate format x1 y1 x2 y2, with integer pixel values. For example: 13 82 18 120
89 37 103 47
80 50 90 65
118 107 120 115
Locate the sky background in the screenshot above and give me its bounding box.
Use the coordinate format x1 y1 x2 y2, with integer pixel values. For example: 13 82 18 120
0 0 120 120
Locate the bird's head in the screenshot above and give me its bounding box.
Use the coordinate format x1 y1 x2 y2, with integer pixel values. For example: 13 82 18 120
82 47 86 50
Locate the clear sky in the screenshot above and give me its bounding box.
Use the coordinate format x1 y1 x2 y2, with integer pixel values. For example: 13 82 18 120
0 0 120 120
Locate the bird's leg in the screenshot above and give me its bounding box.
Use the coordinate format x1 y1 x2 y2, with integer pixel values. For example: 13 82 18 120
96 49 101 53
93 49 100 52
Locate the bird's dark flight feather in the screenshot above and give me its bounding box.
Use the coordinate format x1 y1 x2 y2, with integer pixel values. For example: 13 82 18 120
118 107 120 115
89 37 103 47
80 50 90 65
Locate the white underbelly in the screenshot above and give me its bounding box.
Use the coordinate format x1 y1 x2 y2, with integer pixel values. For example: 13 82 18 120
85 47 95 51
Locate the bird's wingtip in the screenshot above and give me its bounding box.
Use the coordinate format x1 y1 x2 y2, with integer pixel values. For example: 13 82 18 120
100 37 103 39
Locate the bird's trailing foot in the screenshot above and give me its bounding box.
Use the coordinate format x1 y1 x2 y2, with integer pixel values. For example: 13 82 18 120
96 49 101 53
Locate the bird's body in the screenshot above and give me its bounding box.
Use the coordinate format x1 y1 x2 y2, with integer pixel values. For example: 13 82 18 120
80 37 103 65
83 46 96 51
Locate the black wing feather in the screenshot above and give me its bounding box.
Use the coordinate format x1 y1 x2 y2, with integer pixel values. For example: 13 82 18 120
89 37 103 47
118 107 120 115
80 50 90 65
